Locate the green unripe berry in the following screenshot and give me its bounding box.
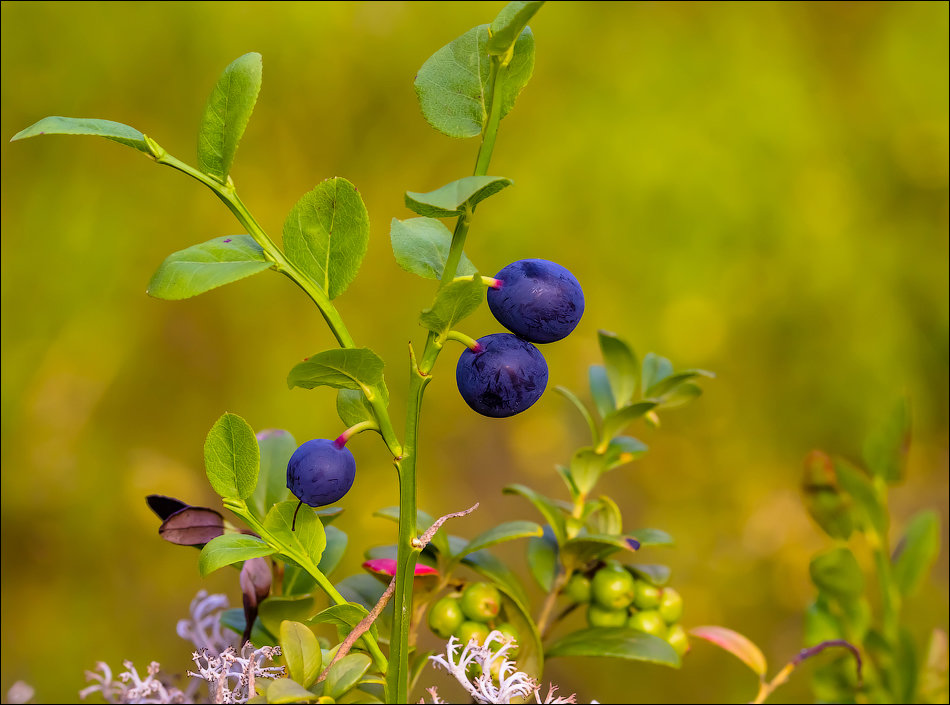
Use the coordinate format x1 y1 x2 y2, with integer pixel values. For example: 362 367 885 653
587 603 629 628
457 620 491 646
627 609 668 638
667 624 689 657
460 582 502 623
428 596 464 639
564 573 592 604
658 587 683 624
591 564 635 611
633 580 662 610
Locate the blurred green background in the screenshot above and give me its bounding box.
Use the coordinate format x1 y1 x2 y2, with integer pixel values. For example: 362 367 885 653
2 2 947 702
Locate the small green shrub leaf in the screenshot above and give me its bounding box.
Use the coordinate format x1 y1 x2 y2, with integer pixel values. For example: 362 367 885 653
588 365 616 419
405 176 513 218
336 386 388 428
689 626 766 676
598 331 639 406
641 353 674 393
453 521 543 561
419 276 484 337
318 525 348 577
147 235 272 300
326 653 372 700
646 369 714 400
810 547 865 600
893 510 941 597
414 25 535 138
862 398 911 485
526 526 559 592
488 1 545 55
279 620 321 688
283 178 370 299
629 564 671 586
546 627 680 667
251 429 296 521
603 436 648 471
834 458 887 535
266 678 320 703
460 548 531 609
601 401 658 441
309 603 379 642
204 412 260 501
198 534 275 576
503 484 567 544
264 501 327 567
197 52 262 183
10 116 151 153
258 595 316 637
390 217 477 280
287 348 385 394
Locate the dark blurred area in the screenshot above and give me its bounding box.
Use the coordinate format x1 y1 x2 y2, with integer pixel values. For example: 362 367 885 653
2 2 947 702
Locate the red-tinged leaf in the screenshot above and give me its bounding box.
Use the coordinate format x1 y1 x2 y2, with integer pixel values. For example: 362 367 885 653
240 557 272 645
361 558 438 578
158 507 225 546
690 625 768 678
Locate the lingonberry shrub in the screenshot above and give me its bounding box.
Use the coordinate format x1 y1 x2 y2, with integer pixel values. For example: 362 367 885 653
12 3 943 704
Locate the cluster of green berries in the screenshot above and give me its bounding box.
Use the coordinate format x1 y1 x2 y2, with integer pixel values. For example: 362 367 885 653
427 582 520 653
565 562 689 657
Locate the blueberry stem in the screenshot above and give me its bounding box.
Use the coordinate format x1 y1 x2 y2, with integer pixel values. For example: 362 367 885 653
452 274 501 289
334 419 380 448
444 330 482 353
291 499 303 531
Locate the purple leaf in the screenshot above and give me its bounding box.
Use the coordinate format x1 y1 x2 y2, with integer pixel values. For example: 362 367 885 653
145 494 189 521
158 507 225 546
240 557 272 645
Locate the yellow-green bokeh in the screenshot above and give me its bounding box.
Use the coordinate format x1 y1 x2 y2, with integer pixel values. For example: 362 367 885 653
1 2 947 703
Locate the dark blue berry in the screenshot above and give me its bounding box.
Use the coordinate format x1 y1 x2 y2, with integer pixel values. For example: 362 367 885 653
487 259 584 343
456 333 548 418
286 439 356 507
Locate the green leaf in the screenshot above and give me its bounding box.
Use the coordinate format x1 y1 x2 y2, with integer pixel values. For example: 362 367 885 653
264 501 327 567
390 217 477 280
602 401 658 442
502 484 567 543
326 653 372 700
656 382 703 409
251 429 297 521
336 387 389 428
588 365 616 419
641 353 674 393
197 52 262 183
629 528 675 547
287 348 384 394
204 412 260 501
405 176 513 218
834 457 887 536
893 510 941 597
497 587 544 676
554 386 598 444
645 369 714 400
628 564 671 587
147 234 272 301
546 627 680 667
452 521 542 561
279 620 321 689
598 331 639 407
801 450 854 541
460 548 530 609
318 525 348 578
568 448 608 495
335 575 392 640
267 678 320 703
283 178 370 299
603 436 649 471
414 25 534 138
561 533 642 568
220 607 277 647
592 496 623 535
10 116 150 153
198 534 275 576
526 526 559 592
810 547 865 600
862 398 911 485
803 600 844 646
418 276 484 338
258 595 316 637
309 603 379 643
488 1 545 55
689 626 766 676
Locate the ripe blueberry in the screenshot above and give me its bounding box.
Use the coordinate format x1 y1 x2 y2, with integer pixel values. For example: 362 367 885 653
456 333 548 418
487 259 584 343
286 438 356 507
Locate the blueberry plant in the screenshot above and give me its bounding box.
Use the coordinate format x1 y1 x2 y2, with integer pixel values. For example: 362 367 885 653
13 2 937 704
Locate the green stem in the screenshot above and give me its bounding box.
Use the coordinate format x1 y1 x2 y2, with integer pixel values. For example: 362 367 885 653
444 330 482 352
225 501 389 675
387 51 507 699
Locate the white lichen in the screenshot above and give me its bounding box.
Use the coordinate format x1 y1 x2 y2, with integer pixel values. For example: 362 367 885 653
188 643 284 704
176 590 236 655
423 631 584 704
79 661 185 704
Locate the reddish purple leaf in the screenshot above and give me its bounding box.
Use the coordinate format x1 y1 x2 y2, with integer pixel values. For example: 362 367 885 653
240 557 272 645
362 558 438 578
690 625 768 677
158 507 225 546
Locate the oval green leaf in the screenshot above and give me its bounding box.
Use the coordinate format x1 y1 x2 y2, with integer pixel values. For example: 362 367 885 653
598 330 639 407
309 603 378 643
488 1 545 55
892 510 940 597
251 429 296 521
258 595 316 637
390 217 477 280
452 521 542 562
414 25 535 138
10 116 150 153
502 484 567 544
318 525 348 577
326 653 372 700
546 627 680 667
646 369 714 400
588 365 616 419
204 412 260 501
147 234 272 301
283 177 370 300
689 625 767 677
198 534 275 577
526 526 559 592
264 500 327 567
287 348 385 394
862 397 911 485
197 52 262 183
418 276 484 338
337 387 388 428
601 401 658 442
405 176 513 218
279 620 321 688
641 353 674 394
267 678 320 704
810 547 865 600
